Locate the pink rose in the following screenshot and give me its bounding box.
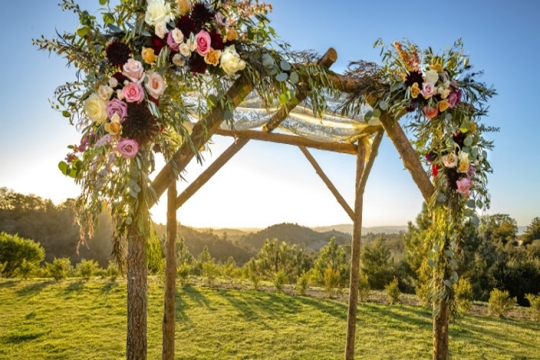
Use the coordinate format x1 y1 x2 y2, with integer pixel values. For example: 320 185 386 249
122 58 145 83
421 82 436 99
195 30 211 56
456 177 472 197
448 89 462 107
106 98 128 122
122 82 145 103
115 138 140 159
145 72 166 99
167 31 180 52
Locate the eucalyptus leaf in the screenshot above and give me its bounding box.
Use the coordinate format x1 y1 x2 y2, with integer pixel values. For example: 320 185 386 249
450 241 456 249
77 27 89 37
58 161 69 175
262 53 274 68
464 136 473 147
280 60 291 71
289 71 299 84
379 100 388 111
466 199 476 208
372 109 381 118
428 260 435 267
62 110 71 117
471 216 480 227
364 110 373 121
223 110 233 121
444 280 453 287
433 245 440 252
275 73 288 82
476 199 483 208
107 24 122 33
129 189 138 198
125 216 132 225
445 250 453 257
445 113 452 121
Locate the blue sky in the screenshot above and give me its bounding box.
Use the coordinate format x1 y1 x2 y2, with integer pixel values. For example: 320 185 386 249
0 0 538 228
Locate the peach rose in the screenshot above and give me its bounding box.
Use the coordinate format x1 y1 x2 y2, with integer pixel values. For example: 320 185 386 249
104 114 122 135
142 47 157 64
410 82 420 99
144 72 166 99
438 99 449 112
122 58 145 83
225 27 238 42
176 0 191 15
204 48 221 66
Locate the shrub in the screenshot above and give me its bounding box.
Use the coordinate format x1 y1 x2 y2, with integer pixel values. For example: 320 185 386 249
274 270 287 294
358 271 371 302
76 259 98 280
202 261 218 286
245 259 261 290
177 262 191 287
454 278 473 314
296 271 309 296
488 288 515 317
0 232 45 278
46 258 72 281
0 262 6 277
17 259 36 280
525 293 540 321
106 261 120 281
323 267 341 298
385 277 401 305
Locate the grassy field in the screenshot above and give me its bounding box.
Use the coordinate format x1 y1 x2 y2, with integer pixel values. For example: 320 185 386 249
1 278 539 360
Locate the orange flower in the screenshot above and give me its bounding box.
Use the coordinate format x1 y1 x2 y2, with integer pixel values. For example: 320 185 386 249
424 106 439 119
204 48 221 66
438 99 449 112
225 27 238 42
142 47 157 64
470 121 477 133
410 82 421 99
430 63 443 72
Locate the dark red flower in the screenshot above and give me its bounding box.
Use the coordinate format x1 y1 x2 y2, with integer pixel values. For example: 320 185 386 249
432 164 439 178
112 72 129 88
453 131 466 148
445 168 460 189
123 102 160 145
189 54 207 74
148 96 159 107
191 3 215 30
176 16 196 37
209 30 224 50
425 151 437 163
404 70 424 88
151 35 166 55
106 40 131 67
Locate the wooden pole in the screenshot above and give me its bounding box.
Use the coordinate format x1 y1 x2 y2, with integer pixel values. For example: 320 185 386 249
174 48 339 210
298 146 355 220
345 141 366 360
162 181 177 360
344 129 384 360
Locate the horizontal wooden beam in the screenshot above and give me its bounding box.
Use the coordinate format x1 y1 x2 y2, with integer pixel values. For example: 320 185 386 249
215 129 359 155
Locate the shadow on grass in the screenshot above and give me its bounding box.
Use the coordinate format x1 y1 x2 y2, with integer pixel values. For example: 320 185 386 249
360 302 432 330
99 280 119 294
2 329 50 344
175 287 191 323
0 279 20 289
15 280 55 296
181 286 212 309
64 280 85 295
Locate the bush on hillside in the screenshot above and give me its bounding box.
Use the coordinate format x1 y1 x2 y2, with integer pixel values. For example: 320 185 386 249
525 293 540 321
0 232 45 278
46 258 72 281
488 288 515 317
76 259 99 280
385 277 401 305
454 278 474 314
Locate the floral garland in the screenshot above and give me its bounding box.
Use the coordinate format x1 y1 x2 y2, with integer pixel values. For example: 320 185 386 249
367 39 497 315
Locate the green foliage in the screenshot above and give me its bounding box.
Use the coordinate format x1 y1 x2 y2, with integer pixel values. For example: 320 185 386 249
323 266 341 298
245 259 261 290
221 256 239 284
16 259 36 280
358 271 371 302
361 237 396 290
202 261 218 287
177 262 191 287
522 217 540 246
46 258 72 281
254 238 308 281
146 233 164 275
0 232 45 278
273 270 287 294
106 261 119 282
488 288 515 317
454 278 473 314
385 277 401 305
314 237 349 288
76 259 98 280
296 271 309 296
525 293 540 321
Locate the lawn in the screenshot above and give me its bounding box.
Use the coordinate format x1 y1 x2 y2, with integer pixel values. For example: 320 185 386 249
0 278 539 359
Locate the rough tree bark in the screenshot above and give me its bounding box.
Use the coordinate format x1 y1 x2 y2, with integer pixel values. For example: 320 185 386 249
162 182 177 360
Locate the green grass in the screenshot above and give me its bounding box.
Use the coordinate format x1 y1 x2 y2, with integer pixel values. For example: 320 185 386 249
1 278 539 359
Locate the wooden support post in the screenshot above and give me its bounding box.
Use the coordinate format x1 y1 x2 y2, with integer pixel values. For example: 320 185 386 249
298 146 355 220
174 48 338 210
344 129 384 360
162 181 177 360
126 196 149 360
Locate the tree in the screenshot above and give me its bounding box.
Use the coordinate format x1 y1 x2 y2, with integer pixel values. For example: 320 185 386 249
46 258 72 280
0 232 45 277
522 217 540 246
481 214 518 246
361 237 395 290
314 237 349 287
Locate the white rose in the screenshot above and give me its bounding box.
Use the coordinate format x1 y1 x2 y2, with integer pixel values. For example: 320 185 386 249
145 0 174 27
98 85 114 101
145 72 166 99
442 153 457 168
155 24 167 39
220 45 246 76
424 70 439 84
179 43 191 57
84 93 108 124
172 53 185 66
108 77 118 88
172 28 184 43
457 151 470 173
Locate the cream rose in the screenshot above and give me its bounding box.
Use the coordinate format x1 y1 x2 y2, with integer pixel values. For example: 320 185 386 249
145 0 174 27
442 153 457 168
179 43 191 57
104 113 122 135
98 85 114 101
109 77 118 88
220 45 246 76
172 28 184 43
145 72 166 99
155 24 166 39
424 70 439 84
84 93 108 124
457 151 470 173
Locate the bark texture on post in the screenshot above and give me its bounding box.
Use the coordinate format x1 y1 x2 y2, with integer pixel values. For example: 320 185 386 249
344 142 366 360
162 182 177 360
344 130 384 360
127 204 149 360
433 300 450 360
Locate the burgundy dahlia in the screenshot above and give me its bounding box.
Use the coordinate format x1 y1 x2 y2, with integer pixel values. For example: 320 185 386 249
106 40 131 67
404 70 424 88
445 168 460 190
151 35 166 55
191 3 215 30
189 54 207 74
122 102 160 145
452 131 466 148
176 16 196 37
111 72 129 88
209 30 224 50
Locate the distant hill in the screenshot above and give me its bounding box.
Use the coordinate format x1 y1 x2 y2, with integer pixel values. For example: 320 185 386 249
236 223 351 252
312 224 408 235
